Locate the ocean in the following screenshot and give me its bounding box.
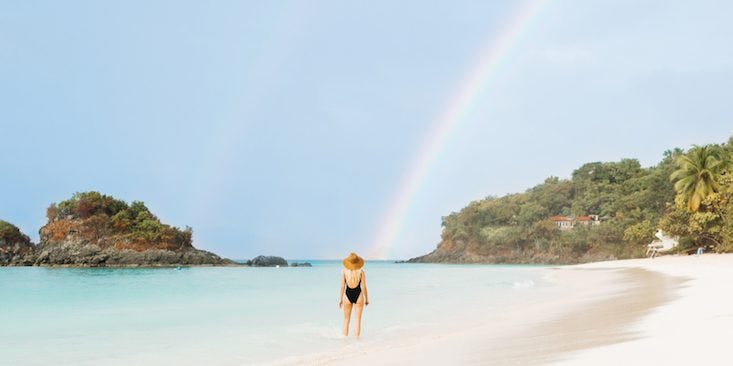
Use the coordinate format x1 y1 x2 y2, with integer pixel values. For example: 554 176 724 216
0 261 554 365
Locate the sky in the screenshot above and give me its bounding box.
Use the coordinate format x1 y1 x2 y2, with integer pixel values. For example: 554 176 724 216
1 0 732 260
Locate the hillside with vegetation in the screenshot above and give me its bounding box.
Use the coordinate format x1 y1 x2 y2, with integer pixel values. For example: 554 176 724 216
409 137 733 264
0 220 35 265
43 192 195 252
6 192 235 266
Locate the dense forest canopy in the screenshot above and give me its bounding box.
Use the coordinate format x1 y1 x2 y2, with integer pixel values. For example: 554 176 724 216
436 137 733 262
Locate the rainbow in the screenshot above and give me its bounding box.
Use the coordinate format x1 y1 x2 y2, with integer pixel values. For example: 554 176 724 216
367 0 546 259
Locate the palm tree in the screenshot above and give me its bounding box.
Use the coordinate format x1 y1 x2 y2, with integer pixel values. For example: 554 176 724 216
670 145 729 212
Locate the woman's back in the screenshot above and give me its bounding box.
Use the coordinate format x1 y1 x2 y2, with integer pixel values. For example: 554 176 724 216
343 268 363 288
339 252 368 337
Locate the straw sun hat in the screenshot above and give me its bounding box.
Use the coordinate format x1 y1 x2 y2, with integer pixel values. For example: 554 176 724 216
342 252 364 270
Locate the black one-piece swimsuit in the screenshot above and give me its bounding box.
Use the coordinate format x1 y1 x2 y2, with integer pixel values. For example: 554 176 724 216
344 276 362 304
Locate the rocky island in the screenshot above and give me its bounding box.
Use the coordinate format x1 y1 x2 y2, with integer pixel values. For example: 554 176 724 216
245 255 288 267
243 255 312 267
1 192 236 267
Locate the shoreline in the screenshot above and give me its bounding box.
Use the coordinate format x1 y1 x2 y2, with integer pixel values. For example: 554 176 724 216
1 263 244 268
4 255 727 365
321 255 727 365
478 267 684 365
552 254 733 365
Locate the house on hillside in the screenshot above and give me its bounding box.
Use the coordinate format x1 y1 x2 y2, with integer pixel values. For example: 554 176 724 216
549 215 600 230
576 215 601 227
550 216 574 230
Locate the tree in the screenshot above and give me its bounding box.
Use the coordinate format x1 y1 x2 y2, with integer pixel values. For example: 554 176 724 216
670 145 729 212
623 220 655 244
43 192 194 250
429 136 733 263
0 220 31 245
662 145 733 250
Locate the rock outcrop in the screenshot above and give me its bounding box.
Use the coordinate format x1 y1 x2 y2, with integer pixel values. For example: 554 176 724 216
2 192 237 267
407 239 618 265
30 241 232 267
0 220 35 265
246 255 288 267
290 262 312 267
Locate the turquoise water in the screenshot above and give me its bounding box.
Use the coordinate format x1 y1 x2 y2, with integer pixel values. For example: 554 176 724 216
0 261 552 365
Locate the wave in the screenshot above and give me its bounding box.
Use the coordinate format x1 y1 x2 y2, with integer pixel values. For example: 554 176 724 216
285 322 343 340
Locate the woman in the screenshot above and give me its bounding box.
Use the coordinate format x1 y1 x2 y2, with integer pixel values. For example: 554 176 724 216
339 252 369 337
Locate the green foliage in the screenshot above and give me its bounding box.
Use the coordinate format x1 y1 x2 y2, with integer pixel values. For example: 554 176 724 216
0 220 31 245
661 176 733 250
623 220 655 244
660 144 733 250
48 191 130 220
46 191 192 248
518 202 549 226
671 145 729 212
527 177 573 216
438 137 733 261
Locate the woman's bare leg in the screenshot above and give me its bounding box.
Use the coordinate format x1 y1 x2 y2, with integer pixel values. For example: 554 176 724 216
353 304 364 337
342 298 353 336
354 293 365 337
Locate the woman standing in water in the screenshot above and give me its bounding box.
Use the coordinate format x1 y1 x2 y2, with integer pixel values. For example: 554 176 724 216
339 252 369 337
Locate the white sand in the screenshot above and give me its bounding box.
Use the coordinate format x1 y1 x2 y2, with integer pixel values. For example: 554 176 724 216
554 253 733 365
324 254 733 365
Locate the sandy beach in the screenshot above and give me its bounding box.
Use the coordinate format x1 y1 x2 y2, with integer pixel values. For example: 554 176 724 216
556 254 733 365
324 254 733 365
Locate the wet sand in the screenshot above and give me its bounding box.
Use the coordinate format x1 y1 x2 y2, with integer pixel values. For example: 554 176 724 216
326 260 687 365
554 254 733 365
486 268 683 365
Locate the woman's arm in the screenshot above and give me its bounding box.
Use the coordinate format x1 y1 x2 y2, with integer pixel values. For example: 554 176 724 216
362 271 369 306
338 270 345 308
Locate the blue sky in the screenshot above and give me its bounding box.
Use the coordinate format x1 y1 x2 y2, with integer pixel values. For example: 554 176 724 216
1 0 731 259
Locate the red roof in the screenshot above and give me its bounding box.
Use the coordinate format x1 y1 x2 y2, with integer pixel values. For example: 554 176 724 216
549 215 598 222
549 216 573 222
